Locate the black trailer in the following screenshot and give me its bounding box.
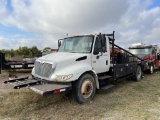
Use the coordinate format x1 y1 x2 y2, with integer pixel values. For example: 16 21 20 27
0 52 34 74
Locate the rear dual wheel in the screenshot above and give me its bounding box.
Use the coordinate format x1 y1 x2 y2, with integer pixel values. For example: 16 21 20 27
132 65 142 81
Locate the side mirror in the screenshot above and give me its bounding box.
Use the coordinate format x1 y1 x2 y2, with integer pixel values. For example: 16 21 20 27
58 40 61 48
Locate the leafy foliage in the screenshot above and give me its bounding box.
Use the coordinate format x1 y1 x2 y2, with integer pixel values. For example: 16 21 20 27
43 47 51 51
0 46 42 60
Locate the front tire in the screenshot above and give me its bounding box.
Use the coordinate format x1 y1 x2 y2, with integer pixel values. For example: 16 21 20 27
72 73 96 104
149 64 154 74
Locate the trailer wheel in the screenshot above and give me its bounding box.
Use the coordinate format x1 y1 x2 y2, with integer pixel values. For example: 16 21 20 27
72 73 96 104
149 64 154 74
132 65 142 81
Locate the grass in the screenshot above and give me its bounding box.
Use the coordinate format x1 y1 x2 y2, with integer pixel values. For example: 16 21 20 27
0 70 160 120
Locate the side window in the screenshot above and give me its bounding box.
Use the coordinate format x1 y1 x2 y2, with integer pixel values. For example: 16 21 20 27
93 37 101 55
93 35 107 54
95 37 101 49
94 36 107 53
152 48 156 55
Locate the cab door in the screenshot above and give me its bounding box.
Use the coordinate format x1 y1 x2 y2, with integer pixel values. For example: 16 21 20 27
91 34 110 73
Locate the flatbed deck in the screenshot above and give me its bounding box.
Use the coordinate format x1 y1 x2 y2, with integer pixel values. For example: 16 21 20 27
4 77 72 95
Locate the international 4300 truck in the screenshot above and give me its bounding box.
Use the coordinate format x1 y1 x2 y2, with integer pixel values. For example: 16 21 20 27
5 31 152 104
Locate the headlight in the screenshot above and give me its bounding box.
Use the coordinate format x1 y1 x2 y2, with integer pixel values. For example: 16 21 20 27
53 74 73 81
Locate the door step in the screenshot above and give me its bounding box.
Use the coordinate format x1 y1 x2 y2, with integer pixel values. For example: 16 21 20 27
100 84 115 90
98 75 113 80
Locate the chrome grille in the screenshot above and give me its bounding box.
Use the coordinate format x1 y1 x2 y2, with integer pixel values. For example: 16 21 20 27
35 61 53 77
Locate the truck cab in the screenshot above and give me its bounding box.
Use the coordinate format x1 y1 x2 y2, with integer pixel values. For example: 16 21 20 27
31 34 110 83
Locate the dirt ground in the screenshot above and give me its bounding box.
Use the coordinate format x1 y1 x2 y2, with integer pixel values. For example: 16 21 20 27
0 71 31 95
0 70 160 120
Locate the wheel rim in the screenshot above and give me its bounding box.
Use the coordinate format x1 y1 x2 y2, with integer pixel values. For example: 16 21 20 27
137 66 142 80
150 66 153 73
81 79 93 98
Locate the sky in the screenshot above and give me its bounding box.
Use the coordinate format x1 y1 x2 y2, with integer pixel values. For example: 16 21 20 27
0 0 160 50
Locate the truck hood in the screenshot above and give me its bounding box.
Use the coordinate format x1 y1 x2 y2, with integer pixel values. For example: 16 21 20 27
36 52 90 68
135 54 149 58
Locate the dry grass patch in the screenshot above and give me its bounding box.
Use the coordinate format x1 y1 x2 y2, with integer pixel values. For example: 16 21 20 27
0 70 160 120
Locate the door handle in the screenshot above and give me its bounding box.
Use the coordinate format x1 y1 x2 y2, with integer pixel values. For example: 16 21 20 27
93 61 96 63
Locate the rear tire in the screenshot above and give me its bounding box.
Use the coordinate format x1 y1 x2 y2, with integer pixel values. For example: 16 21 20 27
72 73 96 104
132 65 142 81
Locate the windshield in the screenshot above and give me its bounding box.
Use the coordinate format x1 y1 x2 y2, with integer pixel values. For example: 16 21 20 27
129 48 151 55
58 36 93 53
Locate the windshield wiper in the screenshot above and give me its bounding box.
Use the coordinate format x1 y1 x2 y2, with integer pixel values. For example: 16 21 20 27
69 52 77 53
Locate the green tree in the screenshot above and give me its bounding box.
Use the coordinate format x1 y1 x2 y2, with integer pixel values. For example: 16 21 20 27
10 49 15 57
14 46 30 57
43 47 51 51
0 46 42 58
30 46 41 57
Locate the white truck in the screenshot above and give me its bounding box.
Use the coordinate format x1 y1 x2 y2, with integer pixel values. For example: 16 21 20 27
4 31 147 104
